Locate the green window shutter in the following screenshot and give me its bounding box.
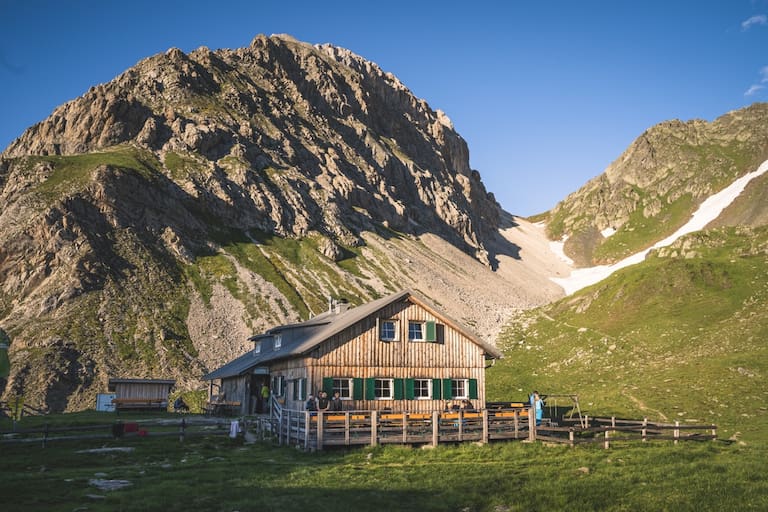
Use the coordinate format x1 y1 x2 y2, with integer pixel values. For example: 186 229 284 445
432 379 442 399
443 379 452 399
301 378 307 400
425 321 436 342
292 380 299 401
394 379 404 400
405 379 415 400
353 378 364 400
322 377 334 395
365 378 376 400
469 379 478 399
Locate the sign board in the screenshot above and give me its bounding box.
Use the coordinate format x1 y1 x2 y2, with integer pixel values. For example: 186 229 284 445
96 393 117 412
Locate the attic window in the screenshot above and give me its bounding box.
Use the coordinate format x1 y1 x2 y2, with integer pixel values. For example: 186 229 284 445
274 334 282 350
408 321 436 342
254 341 261 354
379 319 398 341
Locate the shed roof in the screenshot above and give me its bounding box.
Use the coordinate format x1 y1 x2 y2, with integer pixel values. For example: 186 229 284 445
107 378 176 391
203 289 502 381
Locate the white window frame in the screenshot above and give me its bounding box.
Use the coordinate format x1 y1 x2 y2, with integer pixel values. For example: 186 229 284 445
414 378 432 400
408 321 425 342
332 378 354 400
374 378 394 400
272 375 285 397
273 334 282 350
451 379 469 399
379 319 398 341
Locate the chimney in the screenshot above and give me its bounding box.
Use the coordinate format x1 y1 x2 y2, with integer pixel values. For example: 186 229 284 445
334 298 349 314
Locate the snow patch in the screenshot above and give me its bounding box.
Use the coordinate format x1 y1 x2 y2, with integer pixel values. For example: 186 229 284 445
601 227 616 238
551 158 768 295
549 235 575 266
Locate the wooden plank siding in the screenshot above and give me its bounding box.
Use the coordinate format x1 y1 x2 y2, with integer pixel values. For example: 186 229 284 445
269 301 488 413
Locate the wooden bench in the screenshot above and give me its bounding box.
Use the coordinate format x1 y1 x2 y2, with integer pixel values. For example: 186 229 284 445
112 398 168 412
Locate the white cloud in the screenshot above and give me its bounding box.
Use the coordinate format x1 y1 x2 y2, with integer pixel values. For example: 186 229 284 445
745 84 765 96
761 66 768 82
741 14 768 30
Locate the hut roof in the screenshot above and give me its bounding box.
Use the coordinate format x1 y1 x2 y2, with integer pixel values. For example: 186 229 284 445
203 289 501 381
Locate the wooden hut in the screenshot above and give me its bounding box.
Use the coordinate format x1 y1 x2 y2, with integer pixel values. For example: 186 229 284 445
107 378 175 410
203 289 502 415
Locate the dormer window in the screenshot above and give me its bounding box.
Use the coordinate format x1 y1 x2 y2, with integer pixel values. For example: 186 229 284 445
254 341 261 354
274 334 282 350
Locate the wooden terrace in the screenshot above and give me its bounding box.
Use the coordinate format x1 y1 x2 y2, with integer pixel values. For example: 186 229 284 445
251 399 717 450
256 404 536 450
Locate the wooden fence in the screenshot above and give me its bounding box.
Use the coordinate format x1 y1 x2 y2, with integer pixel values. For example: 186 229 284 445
265 397 716 450
537 416 717 448
0 417 234 447
266 406 536 450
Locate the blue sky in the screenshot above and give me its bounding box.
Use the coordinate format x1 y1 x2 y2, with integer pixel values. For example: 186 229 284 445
1 1 767 216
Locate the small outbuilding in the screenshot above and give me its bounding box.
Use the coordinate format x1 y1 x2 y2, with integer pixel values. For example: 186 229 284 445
107 378 176 410
203 289 502 415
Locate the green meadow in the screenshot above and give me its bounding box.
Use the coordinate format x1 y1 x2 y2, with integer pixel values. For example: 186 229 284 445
1 414 766 512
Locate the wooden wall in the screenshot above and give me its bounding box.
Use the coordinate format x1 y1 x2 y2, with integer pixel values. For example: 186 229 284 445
113 382 173 401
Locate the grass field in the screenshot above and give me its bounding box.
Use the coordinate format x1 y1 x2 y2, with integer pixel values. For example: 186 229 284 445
1 411 767 512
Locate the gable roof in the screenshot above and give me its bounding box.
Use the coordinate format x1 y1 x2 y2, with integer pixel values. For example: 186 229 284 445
203 289 502 380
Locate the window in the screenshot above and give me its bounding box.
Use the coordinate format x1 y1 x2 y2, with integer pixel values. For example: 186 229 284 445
408 321 437 342
374 378 394 400
292 378 307 401
379 320 397 341
273 334 282 350
253 341 261 354
271 375 285 396
333 378 353 399
414 378 432 400
408 321 423 341
451 379 468 399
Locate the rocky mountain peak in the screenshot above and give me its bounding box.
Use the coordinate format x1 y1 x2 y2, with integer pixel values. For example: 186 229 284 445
0 34 505 411
3 34 498 259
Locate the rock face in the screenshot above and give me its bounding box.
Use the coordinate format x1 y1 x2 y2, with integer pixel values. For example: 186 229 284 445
0 35 505 411
547 103 768 266
4 35 499 256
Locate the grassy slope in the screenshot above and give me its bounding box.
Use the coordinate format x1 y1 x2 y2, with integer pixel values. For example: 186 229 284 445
488 226 768 443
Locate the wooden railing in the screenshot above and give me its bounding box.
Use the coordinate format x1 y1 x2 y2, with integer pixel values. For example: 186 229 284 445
272 408 536 450
0 417 233 446
538 416 717 448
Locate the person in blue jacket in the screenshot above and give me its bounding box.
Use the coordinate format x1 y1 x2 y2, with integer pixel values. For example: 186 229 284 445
530 390 544 425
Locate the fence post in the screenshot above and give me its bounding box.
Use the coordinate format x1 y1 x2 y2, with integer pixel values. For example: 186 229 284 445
432 411 439 447
345 412 351 446
304 411 310 450
370 411 378 447
42 423 49 448
514 409 519 438
528 407 536 441
179 417 186 443
482 409 489 444
674 421 679 445
604 428 610 449
569 428 574 447
402 412 408 444
711 425 717 441
642 417 647 442
316 411 324 450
